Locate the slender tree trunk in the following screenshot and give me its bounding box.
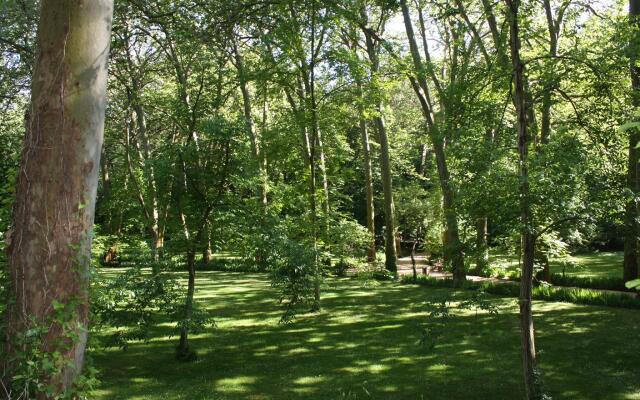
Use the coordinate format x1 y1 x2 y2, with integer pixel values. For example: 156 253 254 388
505 1 541 398
100 145 115 233
316 128 330 219
624 0 640 282
400 0 464 281
474 128 495 275
540 0 558 145
177 248 196 359
3 0 113 395
356 84 377 261
202 222 212 265
374 109 398 272
233 39 268 206
362 9 397 272
474 217 489 274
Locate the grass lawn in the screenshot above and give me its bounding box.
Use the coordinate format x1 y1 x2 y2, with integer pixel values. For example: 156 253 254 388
489 251 624 280
92 271 640 400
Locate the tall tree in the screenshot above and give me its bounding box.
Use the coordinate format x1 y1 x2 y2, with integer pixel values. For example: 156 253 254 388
361 5 398 272
400 0 465 281
505 0 541 398
233 36 269 207
624 0 640 282
3 0 114 395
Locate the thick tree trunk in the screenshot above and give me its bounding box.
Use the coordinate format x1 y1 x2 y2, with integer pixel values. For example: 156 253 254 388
505 1 541 398
3 0 113 395
624 0 640 282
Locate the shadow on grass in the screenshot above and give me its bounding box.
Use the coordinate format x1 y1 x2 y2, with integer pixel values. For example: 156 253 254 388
92 272 640 400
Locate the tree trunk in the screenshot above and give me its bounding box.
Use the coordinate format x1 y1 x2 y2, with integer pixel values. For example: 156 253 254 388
100 145 114 233
357 85 377 262
316 127 331 220
624 0 640 282
400 0 464 282
3 0 113 395
540 0 558 145
233 39 268 206
505 1 541 398
361 9 397 272
474 217 489 274
177 248 196 360
375 111 398 272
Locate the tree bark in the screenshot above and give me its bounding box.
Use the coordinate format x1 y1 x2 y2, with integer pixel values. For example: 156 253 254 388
474 217 489 274
357 83 377 262
624 0 640 282
505 1 541 398
3 0 113 395
361 7 397 272
400 0 465 282
540 0 558 145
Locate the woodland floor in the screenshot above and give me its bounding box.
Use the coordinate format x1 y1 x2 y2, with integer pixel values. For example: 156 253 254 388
92 269 640 400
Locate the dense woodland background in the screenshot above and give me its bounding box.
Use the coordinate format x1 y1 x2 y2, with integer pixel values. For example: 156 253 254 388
1 0 640 399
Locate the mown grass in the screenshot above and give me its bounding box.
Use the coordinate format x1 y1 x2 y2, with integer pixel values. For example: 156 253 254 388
92 271 640 400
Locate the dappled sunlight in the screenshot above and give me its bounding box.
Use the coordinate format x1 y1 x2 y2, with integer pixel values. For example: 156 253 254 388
216 376 258 393
92 272 640 400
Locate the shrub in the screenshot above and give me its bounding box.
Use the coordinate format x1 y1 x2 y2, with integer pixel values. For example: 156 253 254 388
91 263 183 350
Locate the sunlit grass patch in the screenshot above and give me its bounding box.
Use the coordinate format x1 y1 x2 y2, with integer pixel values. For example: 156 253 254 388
92 271 640 400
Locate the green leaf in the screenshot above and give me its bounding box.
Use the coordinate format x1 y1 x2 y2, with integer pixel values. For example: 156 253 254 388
619 121 640 132
625 279 640 290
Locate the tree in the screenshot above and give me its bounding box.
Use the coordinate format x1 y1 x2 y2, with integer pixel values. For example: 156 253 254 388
624 0 640 282
400 0 465 282
504 0 541 398
360 4 398 272
2 0 114 396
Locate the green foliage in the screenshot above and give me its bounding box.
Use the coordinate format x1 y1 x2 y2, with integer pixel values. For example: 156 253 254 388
268 235 320 323
91 264 182 350
417 289 500 352
417 295 454 352
625 278 640 291
326 216 373 267
2 311 99 399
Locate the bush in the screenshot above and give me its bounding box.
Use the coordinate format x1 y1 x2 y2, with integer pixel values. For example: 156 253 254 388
91 263 182 350
269 236 320 323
